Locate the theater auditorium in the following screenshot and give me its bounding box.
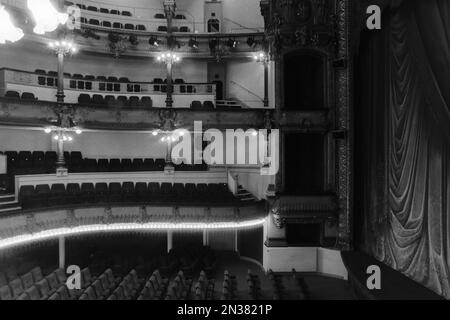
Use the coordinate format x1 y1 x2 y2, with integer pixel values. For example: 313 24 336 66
0 0 448 301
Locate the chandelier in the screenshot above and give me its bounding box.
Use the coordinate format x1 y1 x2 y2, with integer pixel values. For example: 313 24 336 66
27 0 68 35
156 52 181 64
0 6 24 44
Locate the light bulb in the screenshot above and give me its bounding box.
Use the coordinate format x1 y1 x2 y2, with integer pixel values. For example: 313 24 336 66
44 128 52 133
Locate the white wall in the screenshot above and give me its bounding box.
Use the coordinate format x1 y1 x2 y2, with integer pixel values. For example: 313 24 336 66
226 60 264 108
0 127 166 159
263 246 348 279
222 0 264 33
0 43 208 83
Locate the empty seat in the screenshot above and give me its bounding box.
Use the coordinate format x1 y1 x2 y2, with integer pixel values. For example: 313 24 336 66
109 159 122 172
35 278 52 298
49 184 66 205
191 101 202 109
73 73 83 79
97 159 109 172
5 91 20 99
160 183 173 201
158 26 168 32
20 272 34 290
30 267 43 283
179 26 190 32
175 14 186 19
9 278 24 298
122 10 131 16
80 183 95 203
105 95 116 107
92 94 105 106
128 96 140 107
135 182 148 201
83 158 98 172
87 6 98 11
66 183 82 203
124 23 134 30
25 286 42 300
97 75 107 81
117 96 127 106
19 185 35 208
81 268 93 289
18 151 33 173
136 24 146 31
143 158 155 171
141 96 152 107
35 184 50 206
147 182 161 199
132 159 144 171
45 273 60 292
110 9 119 15
0 285 13 300
155 159 165 170
203 101 215 109
99 8 109 13
109 182 122 202
21 92 36 100
35 69 46 74
121 159 133 171
119 77 130 83
89 19 100 25
154 13 165 19
85 75 95 80
95 183 109 202
113 22 123 29
32 151 45 172
78 94 91 106
122 182 136 202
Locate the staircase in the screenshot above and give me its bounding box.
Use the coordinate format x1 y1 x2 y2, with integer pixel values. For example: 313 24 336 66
235 185 258 203
0 193 21 214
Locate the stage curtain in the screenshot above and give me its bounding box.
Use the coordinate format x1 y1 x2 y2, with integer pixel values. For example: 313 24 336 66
357 1 450 298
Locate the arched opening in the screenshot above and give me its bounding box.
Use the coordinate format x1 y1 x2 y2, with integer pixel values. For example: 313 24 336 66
283 52 325 110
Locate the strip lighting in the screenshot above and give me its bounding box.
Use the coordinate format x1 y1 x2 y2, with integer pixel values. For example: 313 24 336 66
0 218 266 250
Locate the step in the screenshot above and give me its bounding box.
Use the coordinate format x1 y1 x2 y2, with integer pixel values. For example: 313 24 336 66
0 202 21 210
240 197 256 201
0 199 17 205
0 194 15 200
0 206 22 213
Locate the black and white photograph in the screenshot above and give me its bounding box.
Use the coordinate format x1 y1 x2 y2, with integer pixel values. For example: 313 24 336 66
0 0 448 311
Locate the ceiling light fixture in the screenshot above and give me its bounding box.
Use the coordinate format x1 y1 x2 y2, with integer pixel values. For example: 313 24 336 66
0 6 24 44
27 0 68 35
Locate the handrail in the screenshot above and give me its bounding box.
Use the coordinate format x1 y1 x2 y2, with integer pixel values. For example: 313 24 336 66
223 17 264 33
229 81 264 102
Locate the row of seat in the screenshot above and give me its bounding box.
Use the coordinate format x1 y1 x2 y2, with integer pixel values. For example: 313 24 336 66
3 91 37 101
66 2 133 16
268 269 285 300
247 270 262 300
78 93 153 107
193 270 215 300
81 18 190 33
3 151 208 175
136 269 169 300
79 268 124 300
67 1 186 20
221 270 238 300
0 266 74 300
35 69 187 85
18 182 238 209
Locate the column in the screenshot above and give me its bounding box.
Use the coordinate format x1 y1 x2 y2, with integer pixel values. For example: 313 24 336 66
56 129 65 169
203 230 208 246
58 236 65 269
167 230 173 253
165 61 173 107
263 61 269 107
56 51 65 104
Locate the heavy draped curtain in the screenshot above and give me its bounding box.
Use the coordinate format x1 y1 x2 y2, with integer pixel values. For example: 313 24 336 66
357 0 450 298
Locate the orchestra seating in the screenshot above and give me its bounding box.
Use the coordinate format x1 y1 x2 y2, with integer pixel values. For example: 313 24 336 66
2 151 208 175
18 182 240 209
